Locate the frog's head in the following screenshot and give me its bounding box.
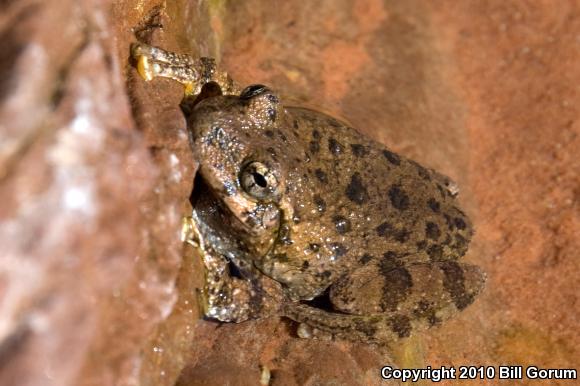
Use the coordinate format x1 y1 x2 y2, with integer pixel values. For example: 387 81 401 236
188 84 294 268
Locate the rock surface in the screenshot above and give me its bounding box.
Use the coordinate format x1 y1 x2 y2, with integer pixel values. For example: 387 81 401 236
0 1 578 385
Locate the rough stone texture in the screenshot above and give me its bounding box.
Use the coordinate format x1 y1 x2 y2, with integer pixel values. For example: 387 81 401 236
0 1 191 385
0 1 578 386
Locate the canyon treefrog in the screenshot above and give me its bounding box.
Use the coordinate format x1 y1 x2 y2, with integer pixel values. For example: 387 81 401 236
131 43 485 344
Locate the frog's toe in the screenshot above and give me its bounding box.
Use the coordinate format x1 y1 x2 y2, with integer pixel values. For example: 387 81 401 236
136 54 155 81
296 322 314 339
129 42 155 81
296 322 333 341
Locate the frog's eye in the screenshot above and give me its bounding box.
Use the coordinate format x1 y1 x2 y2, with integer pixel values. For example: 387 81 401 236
240 84 269 100
239 161 279 200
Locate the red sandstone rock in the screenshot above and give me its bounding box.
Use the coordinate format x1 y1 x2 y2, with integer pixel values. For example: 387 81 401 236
0 1 577 385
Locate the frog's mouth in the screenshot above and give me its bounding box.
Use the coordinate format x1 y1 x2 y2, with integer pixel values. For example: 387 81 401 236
189 173 281 277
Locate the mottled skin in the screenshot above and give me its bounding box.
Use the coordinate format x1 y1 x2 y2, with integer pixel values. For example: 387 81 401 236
132 43 486 344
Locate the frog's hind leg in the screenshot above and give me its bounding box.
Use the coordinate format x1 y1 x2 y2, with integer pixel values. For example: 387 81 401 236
284 261 485 343
130 42 239 96
283 303 410 343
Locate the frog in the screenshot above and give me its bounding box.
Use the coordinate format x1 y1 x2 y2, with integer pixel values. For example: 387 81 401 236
131 42 486 344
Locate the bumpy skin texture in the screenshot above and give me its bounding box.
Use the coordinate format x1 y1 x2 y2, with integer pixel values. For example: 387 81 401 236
132 43 485 343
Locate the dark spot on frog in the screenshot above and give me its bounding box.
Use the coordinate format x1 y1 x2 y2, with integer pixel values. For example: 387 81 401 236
350 144 368 157
383 251 398 260
328 138 344 155
321 270 332 278
354 319 377 338
428 198 440 213
454 217 467 230
312 129 321 139
416 240 427 250
345 173 368 204
376 221 393 237
332 215 351 234
426 222 441 240
315 169 327 183
293 119 299 129
309 140 320 153
382 149 401 165
359 253 373 264
330 242 348 260
265 129 274 138
388 185 410 210
313 195 326 213
376 224 408 243
379 259 413 312
440 261 474 310
394 229 410 243
277 130 287 142
301 260 310 270
266 93 279 103
427 245 443 261
388 315 412 338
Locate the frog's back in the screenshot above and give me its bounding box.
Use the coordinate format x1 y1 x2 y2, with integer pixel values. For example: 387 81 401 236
281 107 473 269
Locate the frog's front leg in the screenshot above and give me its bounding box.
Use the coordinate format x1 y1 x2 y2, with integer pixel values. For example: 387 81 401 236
130 42 240 96
182 216 282 322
